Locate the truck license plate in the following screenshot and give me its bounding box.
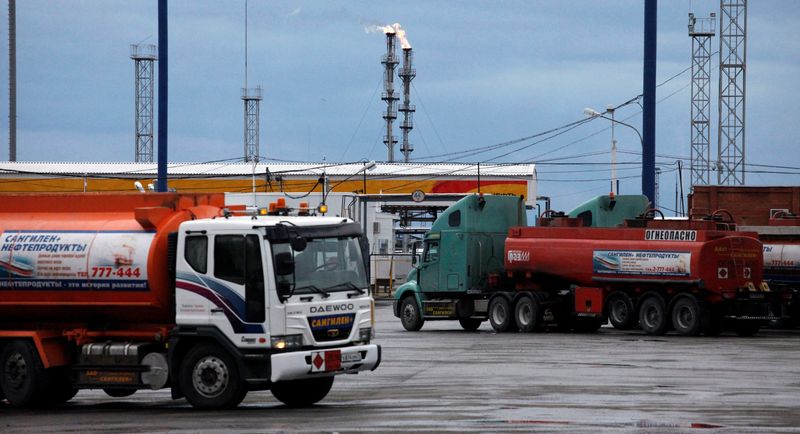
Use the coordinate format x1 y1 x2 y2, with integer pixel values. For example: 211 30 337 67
342 352 362 363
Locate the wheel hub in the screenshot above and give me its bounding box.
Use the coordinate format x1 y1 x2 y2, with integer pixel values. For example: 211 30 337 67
518 304 532 326
193 356 228 398
676 306 693 329
492 304 507 324
4 352 27 389
644 306 659 328
402 304 416 323
611 301 628 322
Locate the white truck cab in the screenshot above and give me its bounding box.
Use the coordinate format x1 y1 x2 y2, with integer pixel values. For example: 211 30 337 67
171 213 380 409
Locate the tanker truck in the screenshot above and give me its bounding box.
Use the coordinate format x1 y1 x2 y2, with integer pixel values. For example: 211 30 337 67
0 193 380 409
393 194 785 336
741 213 800 327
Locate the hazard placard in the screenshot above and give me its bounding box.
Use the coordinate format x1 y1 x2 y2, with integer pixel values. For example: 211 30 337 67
310 349 341 373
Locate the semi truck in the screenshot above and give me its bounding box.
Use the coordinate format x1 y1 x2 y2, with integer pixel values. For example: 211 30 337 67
393 194 785 336
0 193 380 409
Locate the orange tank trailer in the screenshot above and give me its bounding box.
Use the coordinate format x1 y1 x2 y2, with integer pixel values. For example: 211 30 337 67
0 193 225 333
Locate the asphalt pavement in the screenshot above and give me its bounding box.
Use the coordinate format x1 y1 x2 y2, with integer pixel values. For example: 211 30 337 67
2 300 799 433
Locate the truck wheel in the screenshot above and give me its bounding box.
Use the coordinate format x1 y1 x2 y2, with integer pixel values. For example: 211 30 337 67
400 296 424 331
0 340 48 407
734 320 761 337
489 296 517 332
639 295 669 335
514 295 539 332
104 388 137 398
271 376 334 407
606 292 637 330
671 296 701 336
179 343 247 409
458 318 482 331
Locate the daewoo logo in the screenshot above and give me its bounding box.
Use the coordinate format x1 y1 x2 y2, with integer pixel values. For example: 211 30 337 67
310 303 354 313
507 250 530 263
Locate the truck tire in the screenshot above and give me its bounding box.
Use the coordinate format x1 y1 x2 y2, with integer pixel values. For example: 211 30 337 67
606 292 637 330
104 388 137 398
399 296 424 331
514 295 539 332
458 318 482 331
0 340 49 407
179 343 247 409
671 296 702 336
271 376 334 407
734 320 761 337
639 295 669 335
489 296 517 332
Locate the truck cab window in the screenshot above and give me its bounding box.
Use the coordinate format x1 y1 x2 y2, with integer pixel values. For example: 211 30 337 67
448 210 461 227
185 236 208 274
424 241 439 263
215 235 246 285
214 234 265 322
244 235 265 323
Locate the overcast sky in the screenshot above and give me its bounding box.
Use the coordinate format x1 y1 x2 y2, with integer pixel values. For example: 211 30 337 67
1 1 798 212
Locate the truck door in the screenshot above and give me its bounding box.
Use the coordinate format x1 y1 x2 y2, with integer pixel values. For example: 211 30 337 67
209 232 268 336
418 240 440 292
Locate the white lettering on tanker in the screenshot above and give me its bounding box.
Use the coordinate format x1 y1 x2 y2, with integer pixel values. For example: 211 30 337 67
507 250 530 263
0 231 154 290
644 229 697 241
593 250 691 276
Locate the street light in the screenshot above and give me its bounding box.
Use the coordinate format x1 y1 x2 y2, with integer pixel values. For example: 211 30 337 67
584 106 644 197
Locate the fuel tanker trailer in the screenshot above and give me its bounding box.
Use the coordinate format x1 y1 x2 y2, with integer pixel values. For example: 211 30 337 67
741 213 800 327
0 193 380 409
394 194 784 336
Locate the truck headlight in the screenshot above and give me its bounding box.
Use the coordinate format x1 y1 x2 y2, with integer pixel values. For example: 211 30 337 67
270 335 303 350
359 327 374 343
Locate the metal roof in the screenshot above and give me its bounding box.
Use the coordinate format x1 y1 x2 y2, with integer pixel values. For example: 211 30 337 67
0 161 536 179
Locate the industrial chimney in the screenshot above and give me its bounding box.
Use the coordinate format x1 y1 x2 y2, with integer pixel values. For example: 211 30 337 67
398 47 415 163
381 31 399 162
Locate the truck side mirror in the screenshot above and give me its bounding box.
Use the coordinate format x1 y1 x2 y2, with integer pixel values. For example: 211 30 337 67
290 235 307 252
412 255 418 266
275 252 295 276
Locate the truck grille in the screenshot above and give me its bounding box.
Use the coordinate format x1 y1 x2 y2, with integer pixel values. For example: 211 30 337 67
308 313 356 342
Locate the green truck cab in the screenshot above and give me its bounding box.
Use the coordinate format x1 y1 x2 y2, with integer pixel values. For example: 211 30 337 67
393 193 648 331
393 194 526 331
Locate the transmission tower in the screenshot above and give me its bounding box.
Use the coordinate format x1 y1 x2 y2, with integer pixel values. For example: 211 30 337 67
398 48 416 162
381 32 399 162
130 44 157 162
688 13 715 186
242 87 262 162
717 0 747 185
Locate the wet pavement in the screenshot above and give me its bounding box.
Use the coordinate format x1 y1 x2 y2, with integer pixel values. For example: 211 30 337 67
2 300 799 433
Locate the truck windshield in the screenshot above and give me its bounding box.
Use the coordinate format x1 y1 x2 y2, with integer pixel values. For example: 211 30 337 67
272 235 368 296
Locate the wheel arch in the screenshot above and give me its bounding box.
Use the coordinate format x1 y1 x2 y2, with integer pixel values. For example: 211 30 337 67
0 331 70 368
393 284 423 317
168 326 255 399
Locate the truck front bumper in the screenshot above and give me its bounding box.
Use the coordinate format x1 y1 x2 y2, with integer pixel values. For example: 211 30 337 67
270 344 381 382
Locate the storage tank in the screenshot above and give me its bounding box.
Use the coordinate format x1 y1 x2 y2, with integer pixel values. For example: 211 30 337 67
0 193 224 325
504 226 764 294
